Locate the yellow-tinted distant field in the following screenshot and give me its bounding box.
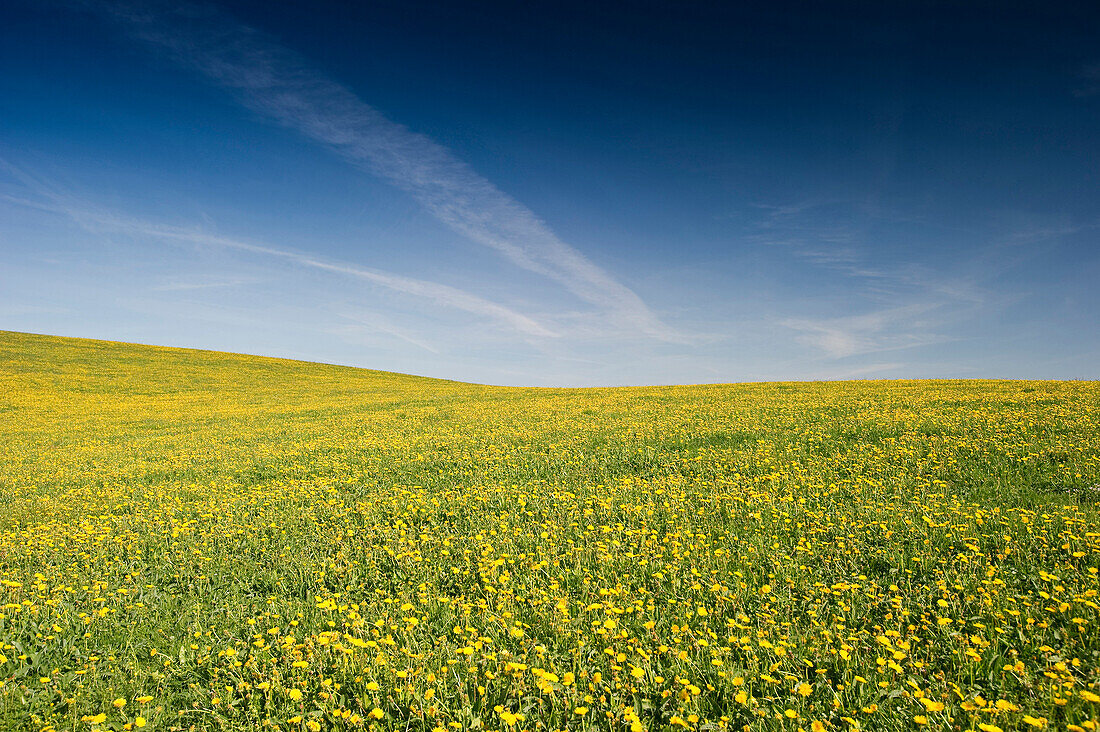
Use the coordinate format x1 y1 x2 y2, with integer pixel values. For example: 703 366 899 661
1 330 1098 732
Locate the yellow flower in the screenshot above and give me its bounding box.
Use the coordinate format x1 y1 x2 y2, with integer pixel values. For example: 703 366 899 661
574 707 588 715
134 719 146 729
978 725 1003 732
82 714 108 725
287 688 303 701
811 722 826 732
920 699 944 712
113 699 126 709
1022 718 1047 729
368 708 384 720
796 683 812 697
498 710 524 726
914 716 928 725
1080 690 1100 703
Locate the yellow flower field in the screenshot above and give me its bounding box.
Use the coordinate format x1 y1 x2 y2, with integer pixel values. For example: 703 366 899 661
1 330 1098 731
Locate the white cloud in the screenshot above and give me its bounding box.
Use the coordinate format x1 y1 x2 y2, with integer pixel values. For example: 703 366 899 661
90 0 679 341
150 275 259 291
780 305 945 359
329 311 440 354
800 362 905 380
0 158 557 339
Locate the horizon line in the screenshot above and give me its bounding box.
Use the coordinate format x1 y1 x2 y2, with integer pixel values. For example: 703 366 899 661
2 328 1095 389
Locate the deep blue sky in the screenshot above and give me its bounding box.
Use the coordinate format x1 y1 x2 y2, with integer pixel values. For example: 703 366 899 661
2 0 1098 385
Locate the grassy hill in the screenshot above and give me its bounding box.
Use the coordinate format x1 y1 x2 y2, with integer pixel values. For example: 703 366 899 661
0 330 1098 731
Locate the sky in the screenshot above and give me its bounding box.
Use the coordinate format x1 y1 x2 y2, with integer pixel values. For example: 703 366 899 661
1 0 1098 386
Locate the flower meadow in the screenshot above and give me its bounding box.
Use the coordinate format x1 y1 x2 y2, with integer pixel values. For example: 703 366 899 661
1 332 1099 732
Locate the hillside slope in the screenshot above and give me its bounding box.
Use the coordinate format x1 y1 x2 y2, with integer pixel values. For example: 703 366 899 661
1 330 1099 730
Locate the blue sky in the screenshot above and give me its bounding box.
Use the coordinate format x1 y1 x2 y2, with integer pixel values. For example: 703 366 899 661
2 0 1098 386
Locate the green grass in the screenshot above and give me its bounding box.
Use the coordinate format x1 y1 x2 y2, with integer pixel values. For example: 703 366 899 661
0 330 1098 732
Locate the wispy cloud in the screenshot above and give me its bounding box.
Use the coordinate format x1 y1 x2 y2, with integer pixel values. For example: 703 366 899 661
752 198 1100 365
92 214 559 338
150 275 259 291
780 305 946 359
751 201 966 359
85 0 678 341
0 304 73 317
800 362 905 380
0 158 557 338
746 199 902 282
329 311 440 354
